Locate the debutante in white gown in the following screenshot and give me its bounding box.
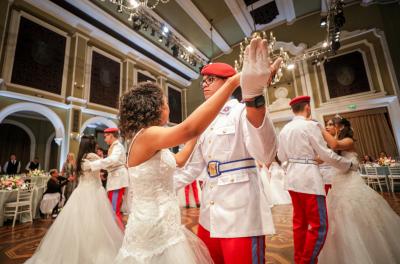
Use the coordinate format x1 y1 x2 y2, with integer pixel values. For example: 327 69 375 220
319 151 400 264
25 153 123 264
114 148 213 264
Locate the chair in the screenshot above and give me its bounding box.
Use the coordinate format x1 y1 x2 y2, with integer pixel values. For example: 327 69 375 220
365 167 388 192
358 164 369 184
3 183 34 228
388 166 400 193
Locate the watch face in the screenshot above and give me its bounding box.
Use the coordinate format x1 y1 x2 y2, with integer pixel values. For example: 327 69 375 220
335 65 355 86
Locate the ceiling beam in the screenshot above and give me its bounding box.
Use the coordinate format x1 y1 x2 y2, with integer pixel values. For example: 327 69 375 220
174 0 232 54
224 0 253 37
227 0 296 32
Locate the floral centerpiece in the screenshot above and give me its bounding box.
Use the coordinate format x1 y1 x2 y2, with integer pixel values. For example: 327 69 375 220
0 176 27 190
28 169 46 177
377 157 395 166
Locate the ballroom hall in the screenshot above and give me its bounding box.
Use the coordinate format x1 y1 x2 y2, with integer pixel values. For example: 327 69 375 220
1 1 400 264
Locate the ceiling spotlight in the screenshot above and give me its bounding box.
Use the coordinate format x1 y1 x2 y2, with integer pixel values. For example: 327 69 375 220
186 46 194 53
162 25 169 34
129 0 140 8
158 35 163 42
287 63 295 70
322 41 328 48
320 16 327 27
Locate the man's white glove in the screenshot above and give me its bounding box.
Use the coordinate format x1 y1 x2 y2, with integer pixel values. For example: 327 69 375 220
240 37 283 99
81 159 91 171
350 160 359 171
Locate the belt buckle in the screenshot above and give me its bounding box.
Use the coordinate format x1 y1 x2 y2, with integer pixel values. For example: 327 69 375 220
207 160 221 178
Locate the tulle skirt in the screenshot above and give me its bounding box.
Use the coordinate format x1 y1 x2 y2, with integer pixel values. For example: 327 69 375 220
115 225 213 264
319 171 400 264
25 182 124 264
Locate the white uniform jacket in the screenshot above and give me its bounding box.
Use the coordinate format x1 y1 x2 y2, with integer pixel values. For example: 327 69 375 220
319 162 334 185
174 99 277 238
89 140 129 191
277 116 351 196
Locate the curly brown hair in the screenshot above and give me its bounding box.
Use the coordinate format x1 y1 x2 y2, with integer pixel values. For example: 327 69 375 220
119 82 164 139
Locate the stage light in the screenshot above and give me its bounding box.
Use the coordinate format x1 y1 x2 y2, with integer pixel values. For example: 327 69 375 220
320 16 327 27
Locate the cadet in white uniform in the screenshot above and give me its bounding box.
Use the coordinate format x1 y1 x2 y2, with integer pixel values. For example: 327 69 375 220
175 38 283 264
277 95 354 264
87 127 129 229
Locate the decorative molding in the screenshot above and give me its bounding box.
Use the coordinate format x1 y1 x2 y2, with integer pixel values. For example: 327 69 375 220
2 119 36 161
174 0 232 54
230 0 296 32
67 96 88 105
0 90 71 109
23 0 195 86
80 116 118 134
80 107 117 119
223 0 253 37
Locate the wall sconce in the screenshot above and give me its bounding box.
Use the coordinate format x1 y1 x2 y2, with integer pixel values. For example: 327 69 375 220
54 137 63 145
70 132 81 141
74 82 85 89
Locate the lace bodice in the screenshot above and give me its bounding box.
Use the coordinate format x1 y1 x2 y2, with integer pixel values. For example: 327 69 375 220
79 153 102 187
120 149 185 259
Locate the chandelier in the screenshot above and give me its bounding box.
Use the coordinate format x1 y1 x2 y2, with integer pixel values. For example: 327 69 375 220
101 0 170 11
234 0 346 84
234 31 290 85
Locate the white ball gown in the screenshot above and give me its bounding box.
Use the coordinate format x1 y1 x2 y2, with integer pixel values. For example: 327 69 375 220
258 162 291 206
319 151 400 264
268 162 291 205
114 149 213 264
25 153 123 264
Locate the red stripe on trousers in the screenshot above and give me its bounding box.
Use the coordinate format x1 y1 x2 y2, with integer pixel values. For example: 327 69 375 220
185 181 200 205
289 191 328 264
108 188 125 230
197 224 265 264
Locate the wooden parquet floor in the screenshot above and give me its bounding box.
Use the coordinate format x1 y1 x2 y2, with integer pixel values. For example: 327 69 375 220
1 192 399 264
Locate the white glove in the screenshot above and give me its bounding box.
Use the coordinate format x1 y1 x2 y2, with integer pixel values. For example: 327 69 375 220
81 159 91 171
350 160 359 171
240 37 282 99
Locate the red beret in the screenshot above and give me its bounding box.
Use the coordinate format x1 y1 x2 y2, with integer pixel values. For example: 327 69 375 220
289 95 311 106
201 62 236 78
104 127 119 133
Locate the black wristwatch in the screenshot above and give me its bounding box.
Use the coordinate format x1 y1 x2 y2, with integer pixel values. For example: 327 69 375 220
244 95 265 108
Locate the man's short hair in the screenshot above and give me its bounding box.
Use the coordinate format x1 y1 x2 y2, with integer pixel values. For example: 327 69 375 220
49 169 58 176
291 102 309 113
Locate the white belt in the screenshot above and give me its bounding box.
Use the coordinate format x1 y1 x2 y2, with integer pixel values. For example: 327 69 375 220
288 158 318 165
207 158 256 178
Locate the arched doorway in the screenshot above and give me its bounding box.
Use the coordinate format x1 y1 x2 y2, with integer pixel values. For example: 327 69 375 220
0 123 30 173
80 116 118 151
0 103 66 170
